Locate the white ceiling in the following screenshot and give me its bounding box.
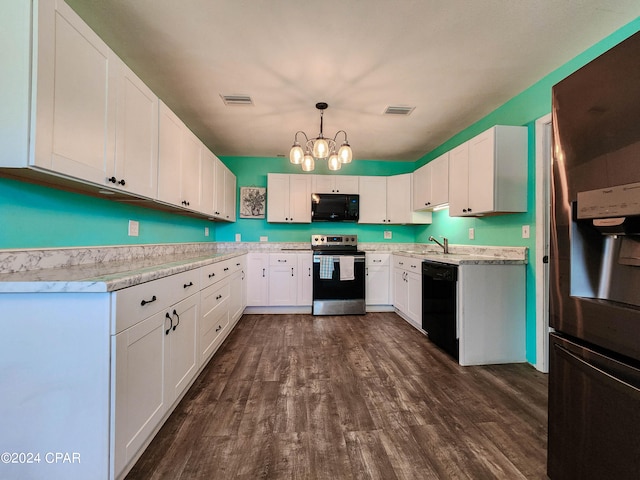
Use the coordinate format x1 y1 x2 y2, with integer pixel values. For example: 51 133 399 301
66 0 640 162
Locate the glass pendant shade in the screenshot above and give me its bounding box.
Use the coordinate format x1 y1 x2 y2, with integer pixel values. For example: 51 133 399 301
338 142 353 163
289 144 304 164
301 154 315 172
328 153 341 171
312 138 329 159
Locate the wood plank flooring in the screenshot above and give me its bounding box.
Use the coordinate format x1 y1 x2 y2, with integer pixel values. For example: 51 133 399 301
125 313 548 480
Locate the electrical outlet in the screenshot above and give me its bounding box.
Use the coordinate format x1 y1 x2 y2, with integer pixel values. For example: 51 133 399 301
522 225 530 239
204 227 209 237
128 220 139 237
235 233 241 242
468 227 475 240
384 230 392 239
260 236 268 242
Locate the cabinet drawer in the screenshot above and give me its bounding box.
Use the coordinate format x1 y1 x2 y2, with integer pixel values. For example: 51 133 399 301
200 281 231 361
367 253 390 266
269 253 297 266
200 257 243 288
393 255 421 271
114 269 200 334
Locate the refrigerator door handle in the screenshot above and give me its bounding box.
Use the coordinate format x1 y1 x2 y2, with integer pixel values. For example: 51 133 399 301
555 343 640 396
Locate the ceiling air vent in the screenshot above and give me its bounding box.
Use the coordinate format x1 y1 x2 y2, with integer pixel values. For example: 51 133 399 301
220 94 253 106
383 105 415 116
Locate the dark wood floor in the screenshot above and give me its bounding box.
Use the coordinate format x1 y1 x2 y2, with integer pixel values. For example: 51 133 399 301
126 313 548 480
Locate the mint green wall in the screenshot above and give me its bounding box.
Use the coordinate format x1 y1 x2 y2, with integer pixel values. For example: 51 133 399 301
215 157 418 243
0 178 215 248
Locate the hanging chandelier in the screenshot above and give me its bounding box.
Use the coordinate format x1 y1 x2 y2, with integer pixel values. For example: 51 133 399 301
289 102 353 172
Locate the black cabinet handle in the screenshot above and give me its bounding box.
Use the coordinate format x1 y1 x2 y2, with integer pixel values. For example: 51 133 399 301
165 312 173 335
208 272 216 278
467 207 472 212
308 267 311 277
463 208 467 213
216 294 222 300
172 309 180 331
278 259 287 263
118 179 126 186
215 325 222 332
181 200 190 206
107 176 117 184
291 267 294 277
236 263 241 266
224 267 229 271
141 295 157 306
262 268 265 278
183 281 193 288
242 270 245 280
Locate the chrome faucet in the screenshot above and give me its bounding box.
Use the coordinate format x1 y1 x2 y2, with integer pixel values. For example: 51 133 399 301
428 235 449 254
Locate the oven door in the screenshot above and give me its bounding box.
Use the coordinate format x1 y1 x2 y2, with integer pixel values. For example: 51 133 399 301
312 254 365 315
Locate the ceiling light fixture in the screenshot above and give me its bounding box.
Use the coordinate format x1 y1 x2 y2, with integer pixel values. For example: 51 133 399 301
289 102 352 172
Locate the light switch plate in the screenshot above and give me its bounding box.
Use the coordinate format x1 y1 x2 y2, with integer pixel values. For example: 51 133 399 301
468 228 475 240
260 236 268 242
204 227 209 237
128 220 139 237
522 225 530 239
235 233 242 242
384 230 392 239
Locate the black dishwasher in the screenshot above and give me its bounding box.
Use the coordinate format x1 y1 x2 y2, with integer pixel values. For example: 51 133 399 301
422 261 458 360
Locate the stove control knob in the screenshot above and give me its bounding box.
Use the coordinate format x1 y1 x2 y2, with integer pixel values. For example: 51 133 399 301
314 237 319 242
321 237 325 241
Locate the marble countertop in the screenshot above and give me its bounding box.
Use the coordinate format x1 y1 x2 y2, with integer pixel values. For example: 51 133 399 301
0 251 246 294
0 241 526 294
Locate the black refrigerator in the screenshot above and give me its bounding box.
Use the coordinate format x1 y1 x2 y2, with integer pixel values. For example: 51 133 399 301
548 31 640 479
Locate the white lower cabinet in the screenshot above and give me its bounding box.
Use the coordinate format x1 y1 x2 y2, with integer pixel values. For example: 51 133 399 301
297 253 313 306
246 252 312 308
246 253 270 306
392 255 422 327
199 281 230 363
366 253 391 306
268 253 298 305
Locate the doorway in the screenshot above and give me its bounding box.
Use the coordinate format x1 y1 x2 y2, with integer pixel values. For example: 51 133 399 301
535 113 552 373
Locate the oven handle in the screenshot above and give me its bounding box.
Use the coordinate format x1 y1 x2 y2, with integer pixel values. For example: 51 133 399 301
313 256 366 263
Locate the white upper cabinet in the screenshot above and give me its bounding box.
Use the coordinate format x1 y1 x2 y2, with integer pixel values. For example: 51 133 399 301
200 149 216 216
180 129 203 211
33 0 117 184
312 175 359 194
113 58 159 199
157 102 184 208
413 152 449 211
267 174 311 223
448 125 527 216
359 174 432 224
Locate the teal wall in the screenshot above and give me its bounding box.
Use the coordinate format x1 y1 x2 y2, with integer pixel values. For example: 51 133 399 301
215 157 417 243
0 177 216 248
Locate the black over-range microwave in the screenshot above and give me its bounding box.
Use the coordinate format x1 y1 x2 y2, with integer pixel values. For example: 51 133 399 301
311 193 359 222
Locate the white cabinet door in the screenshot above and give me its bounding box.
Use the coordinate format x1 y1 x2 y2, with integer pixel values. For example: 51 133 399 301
468 128 495 215
213 156 226 218
289 174 312 223
334 175 359 194
34 0 116 184
224 165 237 221
268 254 298 305
366 266 390 305
430 152 450 207
311 175 334 193
267 173 290 222
297 253 313 306
406 271 422 324
358 176 388 223
393 267 408 313
157 102 184 207
113 58 158 198
312 175 359 193
448 142 470 217
200 149 216 216
113 310 167 478
386 173 412 224
165 294 199 402
180 130 202 211
413 163 432 211
246 253 269 306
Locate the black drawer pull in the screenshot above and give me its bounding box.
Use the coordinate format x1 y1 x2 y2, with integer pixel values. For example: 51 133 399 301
215 325 223 332
165 312 172 335
184 281 194 288
216 294 222 300
172 309 180 331
224 267 229 271
141 295 157 306
236 263 241 266
208 272 216 278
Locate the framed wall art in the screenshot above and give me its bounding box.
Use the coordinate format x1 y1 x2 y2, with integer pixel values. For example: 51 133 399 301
239 186 266 219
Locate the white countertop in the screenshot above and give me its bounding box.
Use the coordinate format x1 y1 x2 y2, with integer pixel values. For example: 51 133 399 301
392 249 527 265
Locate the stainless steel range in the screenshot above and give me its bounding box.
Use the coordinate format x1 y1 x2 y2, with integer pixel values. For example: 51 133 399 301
311 234 366 315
